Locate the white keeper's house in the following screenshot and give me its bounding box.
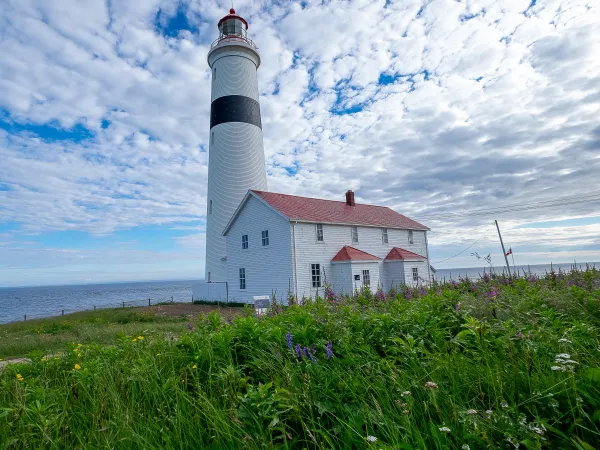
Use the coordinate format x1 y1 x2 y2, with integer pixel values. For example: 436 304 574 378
192 9 431 303
222 189 431 303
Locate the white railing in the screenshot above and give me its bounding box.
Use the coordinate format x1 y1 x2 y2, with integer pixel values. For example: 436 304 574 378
210 35 257 49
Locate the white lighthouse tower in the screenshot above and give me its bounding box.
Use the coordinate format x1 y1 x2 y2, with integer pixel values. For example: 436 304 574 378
205 9 268 283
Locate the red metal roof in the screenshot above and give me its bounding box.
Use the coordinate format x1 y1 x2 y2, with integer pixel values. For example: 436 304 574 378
217 9 249 29
384 247 427 261
332 246 381 262
251 191 428 230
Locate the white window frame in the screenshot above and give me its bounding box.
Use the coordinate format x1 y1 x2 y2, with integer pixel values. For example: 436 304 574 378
242 234 248 250
261 230 269 246
382 228 388 244
239 268 246 290
351 226 358 244
316 223 324 242
362 269 370 287
311 263 321 288
412 267 418 282
408 230 414 244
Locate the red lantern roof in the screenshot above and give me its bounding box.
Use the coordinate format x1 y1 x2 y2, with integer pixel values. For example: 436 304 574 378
217 8 248 29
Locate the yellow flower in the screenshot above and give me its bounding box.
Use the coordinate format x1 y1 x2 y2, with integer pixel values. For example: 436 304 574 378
73 348 79 352
16 374 24 382
74 364 81 370
77 343 83 347
137 336 144 340
192 364 197 369
132 338 137 342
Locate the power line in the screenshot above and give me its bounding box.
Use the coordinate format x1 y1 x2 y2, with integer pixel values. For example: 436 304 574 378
414 192 600 221
431 235 485 265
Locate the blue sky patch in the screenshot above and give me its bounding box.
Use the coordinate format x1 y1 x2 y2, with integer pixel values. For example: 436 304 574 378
0 111 95 142
519 216 600 229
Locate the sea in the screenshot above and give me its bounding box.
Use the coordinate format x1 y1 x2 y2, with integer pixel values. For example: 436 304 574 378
0 280 199 325
0 261 598 325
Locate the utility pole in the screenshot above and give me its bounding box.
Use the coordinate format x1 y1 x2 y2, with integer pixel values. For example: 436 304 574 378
495 220 512 279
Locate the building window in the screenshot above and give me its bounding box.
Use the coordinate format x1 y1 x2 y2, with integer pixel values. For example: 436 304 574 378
262 230 269 246
311 264 321 288
316 223 324 242
207 272 211 282
351 226 358 244
213 68 216 80
382 228 388 244
211 132 214 145
362 269 370 287
412 267 419 282
239 268 246 289
242 234 248 249
408 230 414 244
209 200 212 214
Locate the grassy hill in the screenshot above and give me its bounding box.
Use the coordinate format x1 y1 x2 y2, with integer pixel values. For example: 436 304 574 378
1 269 599 449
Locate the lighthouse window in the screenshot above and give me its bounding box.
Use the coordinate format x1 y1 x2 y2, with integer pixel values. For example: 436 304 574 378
213 68 216 80
211 132 214 145
209 200 212 214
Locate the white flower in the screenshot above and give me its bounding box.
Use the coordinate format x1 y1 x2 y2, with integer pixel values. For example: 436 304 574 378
462 445 470 450
401 391 411 396
439 426 451 433
466 409 477 415
558 338 571 343
501 402 509 408
551 366 566 371
424 381 438 389
486 410 493 416
563 360 578 364
366 436 377 443
556 353 570 360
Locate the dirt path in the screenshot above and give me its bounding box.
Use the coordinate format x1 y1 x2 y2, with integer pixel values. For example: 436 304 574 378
139 303 246 320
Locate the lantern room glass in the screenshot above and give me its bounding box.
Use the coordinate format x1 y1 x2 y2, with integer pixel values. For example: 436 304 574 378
220 19 247 38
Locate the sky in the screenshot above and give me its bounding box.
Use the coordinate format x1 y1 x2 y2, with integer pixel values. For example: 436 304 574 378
0 0 599 287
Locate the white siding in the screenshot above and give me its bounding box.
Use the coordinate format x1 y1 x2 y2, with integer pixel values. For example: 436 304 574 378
226 196 293 303
382 261 405 290
292 223 429 299
404 261 429 287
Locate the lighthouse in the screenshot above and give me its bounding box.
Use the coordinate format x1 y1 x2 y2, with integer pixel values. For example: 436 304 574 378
205 9 268 283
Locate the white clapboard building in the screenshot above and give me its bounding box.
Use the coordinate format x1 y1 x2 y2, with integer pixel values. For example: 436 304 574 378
193 9 431 303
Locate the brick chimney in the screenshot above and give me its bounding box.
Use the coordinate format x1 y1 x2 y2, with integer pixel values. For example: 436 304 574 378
345 190 355 206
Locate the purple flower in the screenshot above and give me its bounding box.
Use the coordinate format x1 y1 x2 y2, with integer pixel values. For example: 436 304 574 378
482 273 491 282
304 346 318 363
515 332 523 339
418 286 427 296
527 275 537 283
456 302 461 311
404 288 413 300
286 332 293 350
325 286 337 304
295 344 302 359
187 323 195 332
451 280 457 288
567 280 576 287
311 344 315 355
488 288 498 299
376 288 386 301
326 341 333 359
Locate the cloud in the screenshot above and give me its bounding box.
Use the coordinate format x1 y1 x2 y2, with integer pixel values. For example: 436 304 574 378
1 0 600 285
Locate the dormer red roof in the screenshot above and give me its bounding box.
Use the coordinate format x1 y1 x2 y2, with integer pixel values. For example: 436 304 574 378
332 246 381 262
251 190 428 230
384 247 427 261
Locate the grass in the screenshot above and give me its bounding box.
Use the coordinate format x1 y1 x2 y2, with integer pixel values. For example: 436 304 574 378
1 269 600 449
0 309 198 359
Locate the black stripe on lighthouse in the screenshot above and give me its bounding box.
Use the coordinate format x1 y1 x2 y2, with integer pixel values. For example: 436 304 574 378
210 95 262 129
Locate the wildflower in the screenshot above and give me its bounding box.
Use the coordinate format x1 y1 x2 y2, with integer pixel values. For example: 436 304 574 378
462 445 471 450
286 332 293 350
16 374 24 382
74 364 81 370
77 343 83 347
556 353 570 360
515 332 523 339
424 381 438 389
456 302 461 311
501 402 509 408
192 364 197 369
551 365 566 371
403 409 409 415
401 390 411 396
376 287 386 301
295 344 302 359
366 435 377 442
488 288 498 299
558 338 571 343
439 427 451 433
187 323 195 332
326 341 333 359
137 336 144 340
486 410 492 416
132 338 137 342
304 346 318 363
466 409 477 415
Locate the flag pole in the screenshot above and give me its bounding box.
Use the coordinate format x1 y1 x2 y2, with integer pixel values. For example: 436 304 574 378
495 220 512 279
